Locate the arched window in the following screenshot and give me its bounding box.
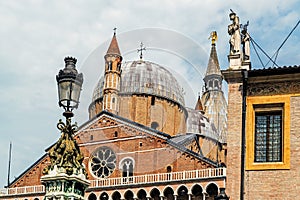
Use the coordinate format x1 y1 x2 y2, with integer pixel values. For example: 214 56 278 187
100 192 109 200
191 184 203 200
206 183 218 200
120 157 134 182
151 96 155 105
124 190 134 200
208 80 213 89
164 187 174 200
151 122 159 130
90 135 93 141
117 63 121 71
114 131 118 137
214 80 219 89
167 166 172 173
108 61 112 71
167 166 172 180
177 186 188 200
88 193 97 200
137 189 147 200
112 191 121 200
150 188 161 200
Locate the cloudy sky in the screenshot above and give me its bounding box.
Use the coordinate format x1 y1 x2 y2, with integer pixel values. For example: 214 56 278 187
0 0 299 188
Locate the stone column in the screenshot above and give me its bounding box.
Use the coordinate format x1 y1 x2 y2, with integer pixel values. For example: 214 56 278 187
202 191 207 200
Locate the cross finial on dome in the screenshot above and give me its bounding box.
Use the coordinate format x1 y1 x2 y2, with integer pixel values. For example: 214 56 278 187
113 27 117 36
137 42 146 60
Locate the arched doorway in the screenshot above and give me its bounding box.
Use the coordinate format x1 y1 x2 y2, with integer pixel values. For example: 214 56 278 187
112 191 121 200
163 187 174 200
177 185 188 200
150 188 161 200
88 193 97 200
124 190 134 200
191 184 203 200
137 189 147 200
206 183 218 200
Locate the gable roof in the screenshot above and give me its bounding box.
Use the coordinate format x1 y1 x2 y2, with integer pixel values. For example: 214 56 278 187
79 110 218 167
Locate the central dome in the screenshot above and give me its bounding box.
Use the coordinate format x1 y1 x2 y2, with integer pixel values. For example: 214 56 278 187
92 60 185 106
120 60 185 105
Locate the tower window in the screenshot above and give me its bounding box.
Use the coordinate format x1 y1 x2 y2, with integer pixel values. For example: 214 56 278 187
151 96 155 105
90 135 94 141
214 80 219 89
117 63 121 71
108 61 112 71
112 97 115 103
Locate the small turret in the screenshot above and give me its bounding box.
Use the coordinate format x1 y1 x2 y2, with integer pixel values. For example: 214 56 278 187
201 31 227 143
102 29 122 114
195 95 204 114
204 31 222 92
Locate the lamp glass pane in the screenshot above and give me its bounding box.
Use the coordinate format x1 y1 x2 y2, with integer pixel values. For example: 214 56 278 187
70 82 81 105
58 81 71 107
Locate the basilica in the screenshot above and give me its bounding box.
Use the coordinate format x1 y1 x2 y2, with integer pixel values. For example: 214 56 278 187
1 11 300 200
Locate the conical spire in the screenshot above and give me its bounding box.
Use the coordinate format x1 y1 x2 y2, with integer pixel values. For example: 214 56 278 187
106 31 121 56
205 40 221 77
195 95 204 113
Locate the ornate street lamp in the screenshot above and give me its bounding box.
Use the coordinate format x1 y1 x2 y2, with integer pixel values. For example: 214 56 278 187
56 57 83 118
41 57 89 200
214 188 229 200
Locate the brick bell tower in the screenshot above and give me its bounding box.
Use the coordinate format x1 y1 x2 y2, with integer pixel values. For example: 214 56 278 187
103 29 122 114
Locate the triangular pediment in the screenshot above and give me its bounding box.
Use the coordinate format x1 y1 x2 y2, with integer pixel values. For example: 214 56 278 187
76 111 217 167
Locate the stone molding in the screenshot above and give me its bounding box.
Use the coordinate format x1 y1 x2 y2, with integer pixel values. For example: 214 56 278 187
248 80 300 96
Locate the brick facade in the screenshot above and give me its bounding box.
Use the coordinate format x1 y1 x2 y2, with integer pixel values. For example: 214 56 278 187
223 67 300 199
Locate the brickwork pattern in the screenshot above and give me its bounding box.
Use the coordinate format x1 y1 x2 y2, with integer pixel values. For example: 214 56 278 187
225 83 243 200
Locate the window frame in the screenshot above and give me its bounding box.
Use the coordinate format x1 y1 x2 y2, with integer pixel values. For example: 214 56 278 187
246 95 290 170
254 107 283 163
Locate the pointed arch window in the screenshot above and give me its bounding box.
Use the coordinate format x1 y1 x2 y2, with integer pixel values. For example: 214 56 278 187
108 61 112 71
120 157 134 182
214 80 219 89
117 63 121 71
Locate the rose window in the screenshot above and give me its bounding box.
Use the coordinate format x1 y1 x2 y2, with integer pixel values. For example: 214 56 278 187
90 147 116 178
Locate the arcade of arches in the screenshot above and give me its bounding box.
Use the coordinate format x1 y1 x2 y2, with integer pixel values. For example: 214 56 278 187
87 183 219 200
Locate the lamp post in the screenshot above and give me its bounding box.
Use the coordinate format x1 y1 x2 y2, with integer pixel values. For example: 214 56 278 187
41 57 89 200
